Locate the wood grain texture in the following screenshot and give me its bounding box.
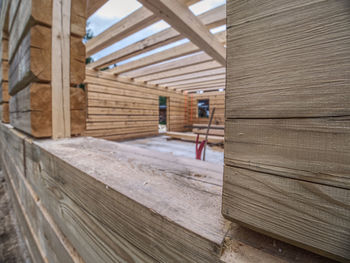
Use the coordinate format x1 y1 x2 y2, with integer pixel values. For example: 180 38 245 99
51 0 71 139
225 118 350 189
9 25 51 95
0 102 9 123
8 0 52 61
0 123 340 263
222 165 350 263
9 83 85 137
226 0 350 119
224 1 350 261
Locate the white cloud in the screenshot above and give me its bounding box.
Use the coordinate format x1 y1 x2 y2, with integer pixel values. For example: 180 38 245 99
94 0 141 20
190 0 226 15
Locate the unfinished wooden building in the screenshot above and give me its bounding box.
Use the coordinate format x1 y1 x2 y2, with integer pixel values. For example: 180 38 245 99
0 0 349 262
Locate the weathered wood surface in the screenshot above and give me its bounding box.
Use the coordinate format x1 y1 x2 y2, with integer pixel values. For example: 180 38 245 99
8 0 85 61
0 125 84 263
9 83 85 137
9 25 85 96
9 25 51 95
222 165 350 262
0 123 338 263
224 1 350 262
226 0 350 119
225 118 350 189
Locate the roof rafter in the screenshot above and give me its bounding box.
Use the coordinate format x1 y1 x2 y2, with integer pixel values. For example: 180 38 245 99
108 31 225 75
122 52 213 78
149 68 225 85
136 60 222 82
86 0 199 57
137 0 226 65
87 4 226 69
162 74 225 87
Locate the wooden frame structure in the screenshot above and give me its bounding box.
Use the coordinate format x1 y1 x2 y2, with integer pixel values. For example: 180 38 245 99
86 0 226 94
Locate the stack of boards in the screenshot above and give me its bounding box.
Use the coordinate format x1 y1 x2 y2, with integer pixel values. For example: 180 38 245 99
166 124 224 144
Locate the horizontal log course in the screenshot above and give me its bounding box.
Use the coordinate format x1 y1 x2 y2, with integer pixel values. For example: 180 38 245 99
0 123 335 263
10 83 86 137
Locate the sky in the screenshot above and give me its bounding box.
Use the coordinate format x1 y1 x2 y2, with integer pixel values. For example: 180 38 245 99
87 0 226 65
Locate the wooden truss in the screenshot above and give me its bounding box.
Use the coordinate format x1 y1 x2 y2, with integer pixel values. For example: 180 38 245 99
86 0 226 93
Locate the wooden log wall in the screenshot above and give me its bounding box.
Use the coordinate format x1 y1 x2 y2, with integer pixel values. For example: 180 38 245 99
223 1 350 262
188 91 225 126
5 0 86 138
84 69 188 141
0 1 9 123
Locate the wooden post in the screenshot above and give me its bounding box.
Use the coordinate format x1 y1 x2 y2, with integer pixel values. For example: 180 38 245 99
52 0 71 139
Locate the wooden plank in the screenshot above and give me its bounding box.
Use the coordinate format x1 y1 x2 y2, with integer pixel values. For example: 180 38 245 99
88 4 226 69
110 31 226 75
149 68 226 85
86 0 199 57
1 149 83 263
193 128 224 137
137 61 222 82
51 0 71 139
122 52 213 78
9 25 51 95
224 1 350 262
226 0 350 119
138 0 226 65
0 81 10 102
8 0 52 60
166 131 224 144
225 118 350 189
10 83 85 137
0 102 9 123
168 74 226 87
222 165 350 263
86 7 158 57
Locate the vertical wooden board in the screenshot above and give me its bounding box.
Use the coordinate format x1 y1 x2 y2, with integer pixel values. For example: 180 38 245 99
52 0 71 139
0 81 9 102
9 25 51 95
222 165 350 263
2 39 9 60
226 0 350 119
1 60 8 81
1 102 9 123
